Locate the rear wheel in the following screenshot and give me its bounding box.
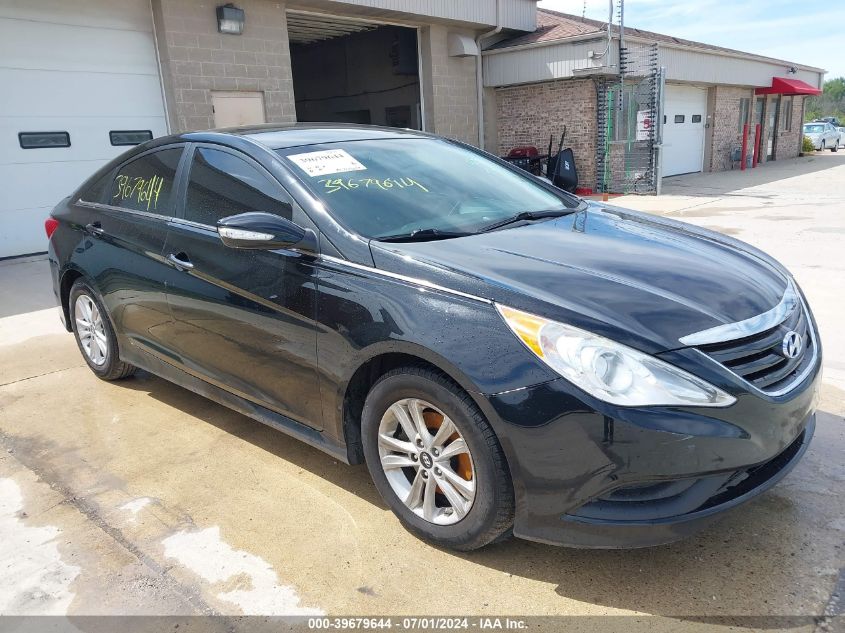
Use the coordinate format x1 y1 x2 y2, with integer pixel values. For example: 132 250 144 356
831 143 838 152
361 366 514 551
69 279 136 380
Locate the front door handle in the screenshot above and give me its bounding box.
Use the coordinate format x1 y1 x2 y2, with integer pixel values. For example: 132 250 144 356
168 252 194 271
85 221 104 236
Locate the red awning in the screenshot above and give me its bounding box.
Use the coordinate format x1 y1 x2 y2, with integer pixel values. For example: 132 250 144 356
755 77 822 96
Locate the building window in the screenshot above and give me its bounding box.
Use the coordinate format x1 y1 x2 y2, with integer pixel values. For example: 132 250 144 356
782 98 793 132
692 114 702 123
19 131 70 149
738 97 750 133
674 115 685 123
110 130 153 146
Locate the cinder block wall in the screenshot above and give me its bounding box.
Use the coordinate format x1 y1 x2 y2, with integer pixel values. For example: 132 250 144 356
708 86 755 172
151 0 296 132
495 78 597 189
419 25 479 145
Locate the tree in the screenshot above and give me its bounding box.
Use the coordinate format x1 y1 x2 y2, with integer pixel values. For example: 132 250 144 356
805 77 845 122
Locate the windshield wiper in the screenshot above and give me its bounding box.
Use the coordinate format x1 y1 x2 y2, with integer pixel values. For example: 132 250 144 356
478 209 573 233
377 228 473 243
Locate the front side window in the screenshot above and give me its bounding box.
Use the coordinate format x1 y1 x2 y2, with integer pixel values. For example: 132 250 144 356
183 147 292 226
278 138 578 239
110 148 182 215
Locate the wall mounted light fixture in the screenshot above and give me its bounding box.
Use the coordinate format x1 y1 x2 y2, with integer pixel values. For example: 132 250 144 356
217 3 244 34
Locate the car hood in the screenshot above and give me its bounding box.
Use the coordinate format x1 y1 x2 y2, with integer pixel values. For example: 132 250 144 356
369 205 789 353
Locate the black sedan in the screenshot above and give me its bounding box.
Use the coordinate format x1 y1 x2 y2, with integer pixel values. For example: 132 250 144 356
46 124 820 550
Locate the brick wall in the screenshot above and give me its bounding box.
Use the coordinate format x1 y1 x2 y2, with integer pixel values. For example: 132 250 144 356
495 78 596 189
774 95 804 160
420 25 479 145
151 0 296 132
708 85 755 172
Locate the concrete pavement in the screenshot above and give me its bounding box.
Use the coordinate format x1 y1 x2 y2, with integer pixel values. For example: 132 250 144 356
0 153 843 630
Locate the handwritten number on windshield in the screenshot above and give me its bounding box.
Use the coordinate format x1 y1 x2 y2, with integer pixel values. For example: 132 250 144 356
318 177 429 195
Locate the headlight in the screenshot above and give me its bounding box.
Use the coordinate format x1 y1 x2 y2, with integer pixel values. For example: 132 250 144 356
497 304 735 408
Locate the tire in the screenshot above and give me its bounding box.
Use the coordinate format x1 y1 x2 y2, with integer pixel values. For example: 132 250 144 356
69 279 136 380
831 143 838 152
361 366 514 551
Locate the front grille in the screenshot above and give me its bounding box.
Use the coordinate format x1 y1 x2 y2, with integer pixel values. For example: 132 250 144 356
697 304 814 393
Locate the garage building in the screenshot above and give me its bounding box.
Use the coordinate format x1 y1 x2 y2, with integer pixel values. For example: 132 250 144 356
2 0 535 258
486 9 825 193
0 1 825 258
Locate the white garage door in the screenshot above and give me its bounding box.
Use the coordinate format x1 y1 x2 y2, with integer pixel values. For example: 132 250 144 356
662 85 707 177
0 0 168 258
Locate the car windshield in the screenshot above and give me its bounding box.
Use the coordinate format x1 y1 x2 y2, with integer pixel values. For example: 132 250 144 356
277 138 580 239
804 124 824 133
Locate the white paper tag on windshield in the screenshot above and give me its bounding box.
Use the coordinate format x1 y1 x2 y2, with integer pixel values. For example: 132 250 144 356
287 149 367 177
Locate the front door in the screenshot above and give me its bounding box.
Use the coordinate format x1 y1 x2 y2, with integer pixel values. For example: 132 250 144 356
163 144 323 428
766 96 780 161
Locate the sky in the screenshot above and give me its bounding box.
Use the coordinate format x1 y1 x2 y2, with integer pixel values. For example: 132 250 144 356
537 0 844 81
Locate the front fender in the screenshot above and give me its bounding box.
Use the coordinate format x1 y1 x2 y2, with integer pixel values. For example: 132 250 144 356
313 259 558 444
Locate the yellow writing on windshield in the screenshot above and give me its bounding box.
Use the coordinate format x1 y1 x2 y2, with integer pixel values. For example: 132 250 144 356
113 174 165 211
318 177 429 195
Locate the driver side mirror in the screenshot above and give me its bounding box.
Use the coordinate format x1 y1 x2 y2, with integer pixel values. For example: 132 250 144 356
217 212 317 253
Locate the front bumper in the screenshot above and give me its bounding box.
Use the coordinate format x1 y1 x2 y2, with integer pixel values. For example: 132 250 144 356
478 356 820 548
548 415 812 548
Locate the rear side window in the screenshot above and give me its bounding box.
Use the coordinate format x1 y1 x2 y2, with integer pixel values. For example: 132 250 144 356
110 148 183 215
183 147 292 226
80 171 113 203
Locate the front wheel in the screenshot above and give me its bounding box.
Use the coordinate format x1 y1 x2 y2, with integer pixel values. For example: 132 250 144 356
69 279 136 380
832 143 838 152
361 367 514 551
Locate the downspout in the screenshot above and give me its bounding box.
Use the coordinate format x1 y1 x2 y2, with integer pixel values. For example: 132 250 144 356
476 0 502 149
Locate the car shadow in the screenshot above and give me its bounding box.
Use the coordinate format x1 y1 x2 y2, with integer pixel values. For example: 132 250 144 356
119 369 386 508
121 370 837 624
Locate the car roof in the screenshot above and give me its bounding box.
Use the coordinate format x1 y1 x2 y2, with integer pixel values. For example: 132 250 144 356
169 123 434 151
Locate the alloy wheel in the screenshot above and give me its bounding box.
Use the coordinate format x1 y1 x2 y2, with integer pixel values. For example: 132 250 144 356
74 294 108 366
377 398 476 525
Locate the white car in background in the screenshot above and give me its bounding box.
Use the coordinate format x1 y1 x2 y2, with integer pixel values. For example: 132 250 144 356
803 122 840 151
838 127 845 148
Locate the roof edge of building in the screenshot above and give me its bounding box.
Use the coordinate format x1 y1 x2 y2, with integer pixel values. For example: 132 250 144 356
485 8 826 75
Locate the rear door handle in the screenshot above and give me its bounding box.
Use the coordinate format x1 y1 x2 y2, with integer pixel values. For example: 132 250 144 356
85 221 104 236
167 252 194 271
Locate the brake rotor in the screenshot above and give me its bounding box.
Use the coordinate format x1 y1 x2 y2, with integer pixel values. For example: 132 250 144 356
423 409 473 481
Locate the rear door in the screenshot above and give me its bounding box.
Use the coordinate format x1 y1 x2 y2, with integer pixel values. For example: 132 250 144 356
75 145 185 360
162 144 323 428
